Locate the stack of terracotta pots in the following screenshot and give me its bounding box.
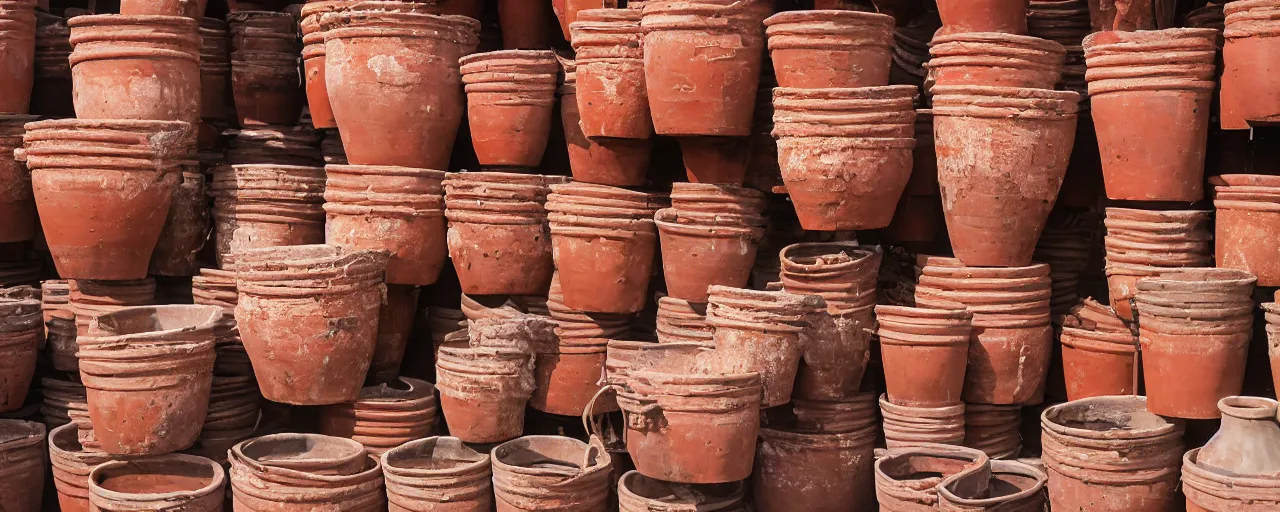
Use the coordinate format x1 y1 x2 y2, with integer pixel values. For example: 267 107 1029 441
48 422 119 512
754 393 879 510
491 436 614 510
459 50 558 170
382 437 494 511
65 278 157 368
1135 268 1256 419
191 266 252 376
1212 175 1280 286
1222 0 1280 130
875 302 971 448
435 317 546 443
39 375 86 430
209 163 326 265
192 374 259 464
0 298 39 415
229 434 385 510
31 13 72 118
705 285 821 408
320 377 438 456
68 14 201 125
227 11 302 126
198 18 231 137
927 32 1066 90
0 419 47 512
657 183 767 302
535 274 629 416
0 0 34 115
1102 207 1213 321
1058 298 1139 400
224 125 323 166
655 295 713 345
873 444 989 510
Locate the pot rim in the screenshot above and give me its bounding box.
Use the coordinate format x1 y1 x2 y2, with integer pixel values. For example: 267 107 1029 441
88 453 225 503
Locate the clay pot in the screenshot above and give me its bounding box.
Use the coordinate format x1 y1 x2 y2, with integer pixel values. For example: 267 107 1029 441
642 1 765 136
323 11 479 169
570 8 651 139
706 286 818 407
753 409 879 512
1184 446 1280 511
382 436 493 512
88 454 224 511
491 436 613 511
1083 28 1219 201
1223 0 1280 127
533 277 626 415
876 304 972 407
1059 323 1138 401
0 298 38 414
552 0 607 41
228 14 303 127
763 10 894 90
0 420 45 512
150 169 208 276
1213 176 1280 286
937 459 1048 511
963 403 1023 459
936 0 1030 34
932 85 1079 266
879 396 967 448
874 444 991 511
298 2 339 129
0 0 36 115
228 434 386 511
320 377 438 456
191 267 253 377
324 164 448 286
1197 396 1280 478
43 280 78 372
443 172 565 296
558 67 652 186
655 295 712 345
771 86 918 231
40 375 87 430
225 125 323 166
198 17 231 122
435 342 535 443
1102 206 1214 319
31 12 73 118
545 183 665 313
69 15 201 126
22 118 193 280
209 163 326 266
460 50 559 169
656 185 767 303
0 115 38 243
233 433 369 475
233 245 389 405
49 423 120 512
927 32 1066 89
77 305 221 455
1041 395 1184 512
619 471 745 511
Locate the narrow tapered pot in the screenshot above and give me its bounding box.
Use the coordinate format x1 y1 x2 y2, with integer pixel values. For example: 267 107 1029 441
383 436 494 512
460 50 559 168
764 10 895 89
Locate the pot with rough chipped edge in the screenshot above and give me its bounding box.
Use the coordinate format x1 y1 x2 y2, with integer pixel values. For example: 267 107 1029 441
320 377 439 456
570 8 651 140
874 444 991 511
49 423 124 512
434 342 535 444
937 459 1048 511
68 14 202 126
706 285 817 407
558 67 652 186
764 10 895 89
753 407 878 511
490 435 613 511
88 454 225 511
228 435 387 511
382 436 494 512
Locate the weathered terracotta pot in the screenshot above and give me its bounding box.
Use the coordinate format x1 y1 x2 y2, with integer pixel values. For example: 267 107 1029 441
460 50 559 169
763 10 894 89
69 15 201 126
198 17 230 123
191 267 254 377
40 375 88 430
534 279 625 415
229 435 386 511
1213 176 1280 286
0 420 45 512
552 0 608 41
298 2 339 129
225 125 323 166
210 164 326 267
1059 323 1138 401
234 433 369 475
324 164 447 286
320 377 438 456
879 396 967 448
936 0 1030 34
31 12 73 118
49 423 119 512
876 304 971 407
443 172 565 296
754 408 879 512
937 459 1048 511
1184 446 1280 511
927 32 1066 89
323 11 479 169
654 295 712 345
150 168 208 276
1103 206 1214 319
656 185 767 302
1083 28 1219 201
1041 396 1184 512
791 393 879 434
0 0 36 115
570 8 651 139
0 115 38 243
772 86 917 231
642 0 764 136
491 436 613 511
233 245 389 405
931 85 1078 266
0 298 38 414
545 183 665 313
963 403 1023 459
1195 396 1280 478
619 471 745 511
189 374 259 464
382 436 494 512
706 286 818 407
88 454 224 511
435 341 535 443
874 444 990 511
1223 0 1280 127
558 69 652 186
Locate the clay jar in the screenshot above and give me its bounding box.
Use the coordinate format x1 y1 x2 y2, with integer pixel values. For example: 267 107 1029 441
68 15 201 126
1223 0 1280 127
657 183 767 302
150 167 208 276
0 115 38 243
320 377 438 456
932 85 1079 266
323 11 479 169
0 420 46 512
225 125 323 166
874 444 991 511
642 0 764 136
558 60 653 186
77 305 221 455
210 163 326 267
706 285 819 407
1195 396 1280 478
876 303 972 407
382 437 493 512
1213 175 1280 286
233 245 389 405
927 32 1066 89
31 12 73 118
753 401 879 512
570 8 651 139
936 0 1030 34
491 436 613 512
228 12 302 126
49 423 120 512
1102 207 1213 320
0 298 38 413
1082 28 1218 201
764 10 895 89
1134 268 1256 419
460 50 559 169
443 172 565 295
0 0 36 115
1058 299 1139 400
963 403 1023 459
937 459 1048 511
879 396 967 447
1041 396 1185 512
21 118 193 280
88 454 224 511
545 183 665 313
228 434 386 511
434 341 536 444
198 18 230 123
324 164 448 286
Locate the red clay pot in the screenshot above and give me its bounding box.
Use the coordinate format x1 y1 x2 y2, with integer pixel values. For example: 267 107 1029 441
491 436 613 511
1041 396 1184 512
119 0 205 18
323 11 479 169
936 0 1030 34
642 1 764 136
0 299 39 413
382 436 494 512
1059 327 1138 400
963 403 1023 459
228 435 387 511
620 471 745 511
1184 446 1280 511
497 0 552 49
1083 28 1219 201
320 377 438 456
874 444 990 511
927 32 1066 89
558 70 652 186
88 454 224 511
764 10 894 89
32 12 73 118
879 396 967 448
0 0 36 115
69 15 201 126
570 8 651 139
435 342 535 443
460 50 559 169
234 245 389 405
367 284 421 383
443 172 563 295
210 164 326 267
0 115 38 243
937 459 1048 511
876 304 972 407
49 423 120 512
297 2 340 129
932 85 1078 266
553 0 609 41
1223 0 1280 127
656 207 766 303
753 413 878 512
0 420 45 512
149 168 208 276
1213 178 1280 286
706 286 818 407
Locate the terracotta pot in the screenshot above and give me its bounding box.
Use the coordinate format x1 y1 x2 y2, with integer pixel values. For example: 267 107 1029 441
545 183 664 313
963 403 1023 459
876 304 971 407
43 281 79 372
434 342 535 443
557 69 652 186
552 0 608 41
41 375 88 429
229 435 386 511
149 169 208 276
753 415 878 512
0 0 36 115
927 32 1066 89
570 8 651 139
323 11 479 169
677 135 752 185
225 125 323 166
49 423 120 512
0 115 38 243
443 173 564 296
31 12 73 118
210 164 326 267
931 85 1079 266
619 470 745 511
791 393 879 434
936 0 1030 34
1083 28 1218 201
1041 396 1184 512
234 245 389 405
642 1 764 136
69 15 201 126
1214 179 1280 286
706 286 819 407
777 242 879 310
763 10 894 89
119 0 205 18
656 206 766 302
324 164 448 286
937 459 1048 511
879 396 967 448
88 454 224 511
460 50 559 169
654 296 712 345
1059 326 1138 400
234 433 369 475
1223 0 1280 127
191 267 253 377
874 444 991 511
497 0 552 49
0 419 45 512
491 436 613 511
198 17 230 122
382 436 494 512
1183 447 1280 511
367 285 421 382
0 298 38 414
189 374 260 463
298 2 339 129
320 377 438 456
532 288 620 415
1195 396 1280 478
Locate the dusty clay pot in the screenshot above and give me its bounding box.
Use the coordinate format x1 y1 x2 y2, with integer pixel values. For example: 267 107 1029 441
0 0 36 115
927 32 1067 89
558 68 653 186
876 304 972 407
753 408 878 512
88 454 225 511
1184 446 1280 511
1059 324 1138 401
936 0 1030 34
656 184 767 303
931 85 1079 266
570 8 651 139
1213 176 1280 286
322 11 479 169
1103 206 1214 319
49 423 122 512
0 420 46 512
460 50 559 169
1196 396 1280 478
320 377 438 456
210 163 327 267
0 115 39 243
963 403 1023 459
1222 0 1280 127
619 470 745 511
937 459 1049 511
706 285 819 407
68 15 202 126
228 435 386 510
0 298 39 414
874 444 991 511
491 435 613 511
434 338 536 443
533 278 625 416
764 10 894 89
382 436 494 512
879 396 967 448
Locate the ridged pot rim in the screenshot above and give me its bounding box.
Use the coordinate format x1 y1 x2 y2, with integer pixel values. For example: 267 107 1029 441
874 444 990 495
0 420 45 453
319 10 481 39
937 460 1047 507
874 304 973 323
772 84 919 103
491 435 611 479
1216 396 1279 420
232 433 369 475
575 7 644 25
382 436 490 478
1223 0 1280 16
325 164 447 179
352 377 436 404
1041 395 1181 441
1104 207 1213 224
617 470 746 510
459 49 558 75
778 241 878 274
879 394 966 418
919 258 1050 279
444 171 565 186
89 453 225 504
930 85 1081 113
763 8 895 28
930 31 1067 55
83 304 223 344
48 422 116 469
1182 447 1280 500
1213 174 1280 188
1134 268 1257 293
1082 27 1221 52
68 13 201 31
